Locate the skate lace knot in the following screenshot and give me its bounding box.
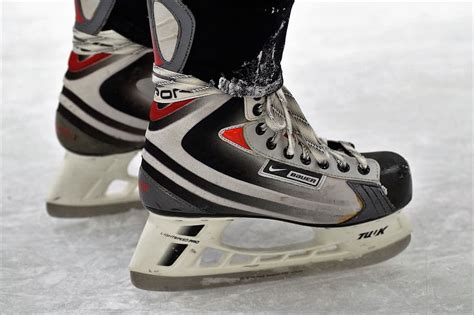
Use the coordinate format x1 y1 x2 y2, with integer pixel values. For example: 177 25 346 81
262 89 369 171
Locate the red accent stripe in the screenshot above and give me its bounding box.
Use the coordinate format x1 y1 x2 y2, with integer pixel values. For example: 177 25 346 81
149 99 194 121
221 127 251 150
68 52 111 72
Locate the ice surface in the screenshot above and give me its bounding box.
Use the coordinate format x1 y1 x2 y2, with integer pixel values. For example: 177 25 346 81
1 2 472 313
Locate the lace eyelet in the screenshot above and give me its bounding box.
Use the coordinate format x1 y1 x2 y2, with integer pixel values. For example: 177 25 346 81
255 123 266 135
318 160 330 169
252 104 263 116
300 154 311 165
283 147 294 159
266 138 277 150
357 165 370 175
337 162 350 173
253 97 262 101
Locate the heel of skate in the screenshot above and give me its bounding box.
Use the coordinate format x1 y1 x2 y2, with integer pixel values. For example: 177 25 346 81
46 151 143 217
129 211 411 291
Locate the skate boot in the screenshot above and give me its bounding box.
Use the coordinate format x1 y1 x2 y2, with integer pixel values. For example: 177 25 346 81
46 0 154 217
129 68 413 290
129 0 412 290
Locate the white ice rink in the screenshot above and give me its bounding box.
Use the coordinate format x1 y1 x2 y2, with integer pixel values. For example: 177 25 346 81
1 1 472 313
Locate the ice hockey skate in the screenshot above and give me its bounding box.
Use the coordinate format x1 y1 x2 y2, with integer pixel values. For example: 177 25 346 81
129 68 412 290
46 0 154 217
129 0 413 290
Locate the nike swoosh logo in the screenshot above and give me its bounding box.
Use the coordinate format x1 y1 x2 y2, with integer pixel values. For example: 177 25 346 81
268 165 287 172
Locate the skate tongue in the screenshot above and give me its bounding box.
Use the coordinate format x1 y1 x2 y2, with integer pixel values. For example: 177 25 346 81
327 140 356 156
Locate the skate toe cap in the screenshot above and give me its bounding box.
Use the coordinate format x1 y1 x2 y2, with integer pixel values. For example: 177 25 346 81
363 151 413 210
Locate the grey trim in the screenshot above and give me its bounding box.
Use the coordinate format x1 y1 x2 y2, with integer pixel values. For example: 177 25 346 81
139 167 204 215
75 0 116 35
346 181 396 224
148 0 195 72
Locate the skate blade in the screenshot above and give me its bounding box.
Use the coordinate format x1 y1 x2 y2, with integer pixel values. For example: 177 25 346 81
130 235 410 291
129 211 412 291
46 201 143 218
46 150 143 218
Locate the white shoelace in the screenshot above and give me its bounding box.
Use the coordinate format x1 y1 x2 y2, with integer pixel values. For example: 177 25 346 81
152 67 369 172
261 88 369 171
72 29 151 55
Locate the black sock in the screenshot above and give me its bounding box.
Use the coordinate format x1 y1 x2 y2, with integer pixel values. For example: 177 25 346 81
181 0 294 96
